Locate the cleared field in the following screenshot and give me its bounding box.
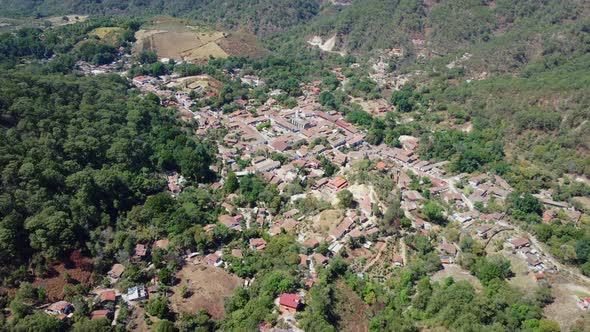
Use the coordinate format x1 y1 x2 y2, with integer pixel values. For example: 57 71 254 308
544 277 590 331
432 264 483 292
313 209 343 233
32 251 93 301
89 27 124 44
170 264 243 319
505 253 539 293
334 280 369 332
133 17 266 63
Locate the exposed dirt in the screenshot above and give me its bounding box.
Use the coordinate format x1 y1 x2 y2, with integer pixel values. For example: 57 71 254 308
133 16 265 62
170 264 243 319
334 280 369 332
313 209 343 234
544 275 590 332
432 264 483 293
89 27 124 45
32 251 94 301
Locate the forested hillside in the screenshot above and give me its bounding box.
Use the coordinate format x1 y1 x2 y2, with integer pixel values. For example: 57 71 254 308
0 0 320 35
0 2 589 331
0 70 215 280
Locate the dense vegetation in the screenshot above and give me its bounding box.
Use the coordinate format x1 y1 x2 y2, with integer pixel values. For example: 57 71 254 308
0 2 588 331
0 69 215 280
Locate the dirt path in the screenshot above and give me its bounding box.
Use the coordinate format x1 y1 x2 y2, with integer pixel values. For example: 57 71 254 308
363 239 388 272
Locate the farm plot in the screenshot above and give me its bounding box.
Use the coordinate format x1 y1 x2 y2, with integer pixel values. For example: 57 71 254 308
170 264 243 319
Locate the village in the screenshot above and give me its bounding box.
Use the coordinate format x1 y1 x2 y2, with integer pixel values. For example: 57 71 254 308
43 55 590 330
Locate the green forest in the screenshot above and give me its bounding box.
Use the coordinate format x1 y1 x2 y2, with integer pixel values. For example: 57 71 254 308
0 1 589 331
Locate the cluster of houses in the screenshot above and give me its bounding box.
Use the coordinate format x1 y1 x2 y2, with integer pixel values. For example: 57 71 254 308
76 59 590 328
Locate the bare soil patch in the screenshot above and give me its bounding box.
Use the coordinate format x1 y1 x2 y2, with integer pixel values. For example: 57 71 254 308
170 264 243 319
544 275 590 331
32 251 94 301
432 264 483 292
334 280 369 332
313 209 343 234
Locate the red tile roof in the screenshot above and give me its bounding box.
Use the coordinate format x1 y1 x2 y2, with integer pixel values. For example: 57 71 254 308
279 293 302 310
100 290 116 302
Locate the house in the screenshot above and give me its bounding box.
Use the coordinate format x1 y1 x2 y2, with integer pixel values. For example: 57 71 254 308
312 253 329 266
397 171 412 189
414 218 426 229
218 214 241 230
393 255 404 267
204 253 223 267
250 238 267 251
328 217 355 241
469 174 487 187
375 161 387 171
477 225 493 238
312 177 329 189
299 254 309 267
578 297 590 310
526 254 543 269
90 309 112 320
279 293 302 313
360 196 372 217
127 286 147 301
303 238 320 249
440 255 452 264
46 301 74 315
510 237 530 249
107 264 125 280
231 249 243 259
328 177 348 191
133 244 147 260
404 190 423 202
99 290 117 303
440 243 457 257
203 224 217 233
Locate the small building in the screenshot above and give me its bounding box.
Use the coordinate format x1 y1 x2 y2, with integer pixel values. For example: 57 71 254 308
133 244 148 260
46 301 74 315
90 309 112 320
107 264 125 280
250 238 267 251
279 293 302 313
440 243 457 257
99 290 117 303
127 286 147 301
205 253 223 267
510 237 530 249
328 177 348 191
477 225 493 238
578 297 590 310
393 255 404 267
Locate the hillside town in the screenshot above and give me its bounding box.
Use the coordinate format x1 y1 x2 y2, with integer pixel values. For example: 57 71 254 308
32 56 589 330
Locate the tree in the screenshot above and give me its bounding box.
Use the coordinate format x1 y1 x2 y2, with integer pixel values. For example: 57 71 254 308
337 189 353 209
72 318 112 332
155 319 177 332
318 91 336 109
148 297 172 319
538 319 560 332
423 201 445 225
390 86 414 112
471 256 511 285
11 312 64 332
138 50 158 64
158 267 174 286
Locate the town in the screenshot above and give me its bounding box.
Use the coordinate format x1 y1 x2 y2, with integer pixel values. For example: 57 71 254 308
37 53 589 331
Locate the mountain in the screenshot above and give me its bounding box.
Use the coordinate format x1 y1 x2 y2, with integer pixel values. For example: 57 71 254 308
0 0 321 35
